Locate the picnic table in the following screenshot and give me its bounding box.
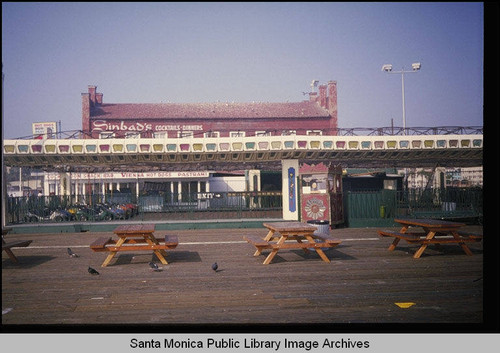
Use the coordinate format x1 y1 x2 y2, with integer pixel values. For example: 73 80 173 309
378 218 482 258
90 224 178 267
2 227 32 263
244 221 341 265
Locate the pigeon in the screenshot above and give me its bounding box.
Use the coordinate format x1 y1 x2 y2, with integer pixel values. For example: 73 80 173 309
67 248 79 257
149 261 161 272
212 262 218 272
88 266 100 275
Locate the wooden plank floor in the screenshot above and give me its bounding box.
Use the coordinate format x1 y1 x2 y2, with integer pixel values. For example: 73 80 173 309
2 225 483 327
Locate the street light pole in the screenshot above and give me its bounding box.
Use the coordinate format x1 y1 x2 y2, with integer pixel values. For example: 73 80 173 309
401 69 406 133
382 63 421 135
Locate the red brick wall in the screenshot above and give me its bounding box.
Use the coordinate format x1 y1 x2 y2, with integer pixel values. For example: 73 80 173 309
81 93 90 133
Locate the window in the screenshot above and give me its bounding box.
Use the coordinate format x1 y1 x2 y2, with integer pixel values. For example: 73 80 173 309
178 131 194 138
125 132 141 139
307 130 322 136
230 131 245 137
204 131 220 138
181 181 198 202
99 132 115 139
255 131 271 136
153 132 166 139
281 130 296 136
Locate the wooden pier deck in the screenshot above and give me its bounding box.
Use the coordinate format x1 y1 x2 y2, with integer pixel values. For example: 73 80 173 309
2 225 485 330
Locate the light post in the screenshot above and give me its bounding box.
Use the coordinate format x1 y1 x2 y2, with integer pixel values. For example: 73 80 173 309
382 63 421 135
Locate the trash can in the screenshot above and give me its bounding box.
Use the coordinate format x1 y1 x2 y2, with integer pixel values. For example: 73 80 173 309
307 219 330 235
380 205 386 218
307 220 330 251
442 202 456 212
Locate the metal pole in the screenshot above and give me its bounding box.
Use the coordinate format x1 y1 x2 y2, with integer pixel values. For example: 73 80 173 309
401 69 406 135
401 68 407 187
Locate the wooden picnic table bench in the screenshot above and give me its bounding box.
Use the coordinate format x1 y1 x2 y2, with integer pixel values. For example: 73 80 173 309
89 224 179 267
378 218 482 258
244 222 342 265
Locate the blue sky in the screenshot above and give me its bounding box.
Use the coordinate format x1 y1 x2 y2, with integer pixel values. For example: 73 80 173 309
2 2 484 139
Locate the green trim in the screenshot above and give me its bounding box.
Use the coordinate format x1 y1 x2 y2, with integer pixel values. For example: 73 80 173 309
6 219 281 234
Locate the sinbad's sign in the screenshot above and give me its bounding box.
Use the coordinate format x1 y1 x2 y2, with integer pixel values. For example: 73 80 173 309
91 120 203 133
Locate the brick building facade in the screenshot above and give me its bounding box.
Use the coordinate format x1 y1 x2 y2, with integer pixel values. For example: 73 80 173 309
81 81 338 139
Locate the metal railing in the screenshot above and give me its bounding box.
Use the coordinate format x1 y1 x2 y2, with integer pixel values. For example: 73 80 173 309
5 191 283 224
8 126 483 140
6 188 481 226
345 187 483 227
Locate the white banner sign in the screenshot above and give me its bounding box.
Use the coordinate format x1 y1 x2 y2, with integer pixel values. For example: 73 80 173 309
46 171 209 180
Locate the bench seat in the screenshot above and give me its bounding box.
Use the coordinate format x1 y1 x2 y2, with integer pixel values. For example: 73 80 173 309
2 239 33 250
243 235 271 249
164 234 179 247
378 230 422 243
378 230 483 245
105 244 173 251
456 231 483 241
90 237 114 252
314 234 342 247
90 235 179 252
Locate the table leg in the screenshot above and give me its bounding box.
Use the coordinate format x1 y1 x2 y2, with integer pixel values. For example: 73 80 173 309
387 225 408 251
296 236 311 254
388 238 400 251
255 230 274 256
451 231 474 256
101 237 126 267
413 231 435 259
263 235 286 265
3 248 19 263
145 235 169 264
153 250 169 264
303 235 330 262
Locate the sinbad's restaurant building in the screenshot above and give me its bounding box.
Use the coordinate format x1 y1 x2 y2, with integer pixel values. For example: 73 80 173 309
81 82 338 139
45 82 338 200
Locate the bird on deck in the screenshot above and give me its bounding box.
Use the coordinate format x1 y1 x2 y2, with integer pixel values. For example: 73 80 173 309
212 262 218 273
88 266 100 275
149 261 162 272
67 248 79 257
